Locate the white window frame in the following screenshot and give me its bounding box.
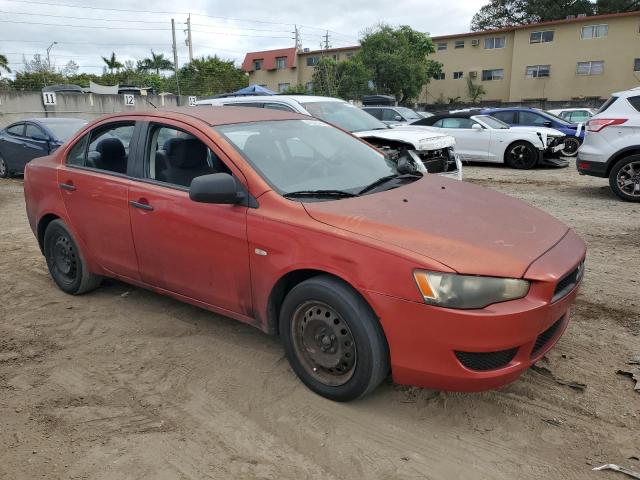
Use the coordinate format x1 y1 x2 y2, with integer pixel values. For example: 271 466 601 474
253 59 263 71
482 68 504 81
484 36 506 49
277 82 290 92
525 65 551 78
454 40 465 49
581 24 608 39
453 71 464 79
437 42 448 51
529 30 554 44
576 60 604 76
275 56 287 70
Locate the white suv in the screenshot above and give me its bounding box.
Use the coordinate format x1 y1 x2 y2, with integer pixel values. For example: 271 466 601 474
577 88 640 202
196 95 462 180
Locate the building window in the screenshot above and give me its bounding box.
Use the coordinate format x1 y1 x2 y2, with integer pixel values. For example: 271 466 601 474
437 42 447 51
253 59 263 71
332 54 339 61
526 65 551 78
482 69 504 81
577 60 604 75
306 56 319 67
305 81 313 91
581 24 608 39
434 72 445 80
346 52 354 58
484 36 506 49
275 57 287 69
278 83 290 92
530 30 554 43
454 40 465 49
453 71 464 79
634 58 640 71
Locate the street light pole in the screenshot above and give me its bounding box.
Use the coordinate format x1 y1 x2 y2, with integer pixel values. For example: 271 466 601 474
46 41 57 68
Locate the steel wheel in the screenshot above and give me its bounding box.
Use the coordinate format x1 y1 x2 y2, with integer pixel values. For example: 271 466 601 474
506 142 538 169
49 233 79 287
291 301 357 386
0 155 8 178
615 160 640 198
560 137 580 157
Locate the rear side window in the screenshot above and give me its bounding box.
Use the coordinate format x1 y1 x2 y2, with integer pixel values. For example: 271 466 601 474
224 102 263 108
6 123 24 136
72 122 135 175
597 96 618 114
364 108 382 119
628 96 640 113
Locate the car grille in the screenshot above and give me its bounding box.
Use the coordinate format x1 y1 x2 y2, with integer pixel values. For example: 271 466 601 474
455 348 518 371
552 261 584 302
418 147 457 174
531 316 564 357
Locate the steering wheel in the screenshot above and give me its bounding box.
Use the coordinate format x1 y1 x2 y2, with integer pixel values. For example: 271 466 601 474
298 152 332 180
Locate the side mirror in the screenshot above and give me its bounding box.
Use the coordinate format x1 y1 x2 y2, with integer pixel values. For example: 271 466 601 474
394 115 403 122
543 121 553 127
472 123 483 130
189 173 246 205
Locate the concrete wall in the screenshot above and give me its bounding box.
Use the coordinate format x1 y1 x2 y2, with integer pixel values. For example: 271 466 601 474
0 92 186 128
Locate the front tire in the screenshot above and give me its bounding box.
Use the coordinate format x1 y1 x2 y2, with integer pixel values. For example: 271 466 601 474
609 155 640 202
43 219 103 294
560 136 581 157
505 141 540 169
279 275 389 402
0 154 10 178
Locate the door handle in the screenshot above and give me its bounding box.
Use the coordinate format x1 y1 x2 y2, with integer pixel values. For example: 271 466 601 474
129 200 154 211
59 182 76 191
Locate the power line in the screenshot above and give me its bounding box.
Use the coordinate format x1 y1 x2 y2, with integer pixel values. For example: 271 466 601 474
0 19 170 30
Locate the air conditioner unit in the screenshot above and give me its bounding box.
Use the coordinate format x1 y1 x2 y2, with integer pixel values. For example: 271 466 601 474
577 13 587 18
471 39 480 47
566 14 576 20
469 71 478 78
303 48 310 52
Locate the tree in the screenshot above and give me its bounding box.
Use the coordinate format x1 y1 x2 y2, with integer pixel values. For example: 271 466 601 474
597 0 640 12
102 52 123 74
471 0 594 30
312 57 340 97
61 60 79 77
336 57 372 100
176 55 247 96
0 54 10 76
466 77 486 104
358 24 441 103
138 50 173 75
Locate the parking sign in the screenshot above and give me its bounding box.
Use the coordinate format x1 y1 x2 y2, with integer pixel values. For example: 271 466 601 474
188 96 197 106
42 92 57 106
123 94 135 107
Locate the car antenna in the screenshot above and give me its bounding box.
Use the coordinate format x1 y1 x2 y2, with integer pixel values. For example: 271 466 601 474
143 97 158 109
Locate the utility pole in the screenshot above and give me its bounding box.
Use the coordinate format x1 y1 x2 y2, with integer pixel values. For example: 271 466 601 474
292 24 302 51
323 30 331 50
184 14 193 62
171 18 181 100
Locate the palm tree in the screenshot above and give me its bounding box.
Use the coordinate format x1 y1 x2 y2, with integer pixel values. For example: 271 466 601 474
102 52 123 74
0 54 11 76
139 50 173 75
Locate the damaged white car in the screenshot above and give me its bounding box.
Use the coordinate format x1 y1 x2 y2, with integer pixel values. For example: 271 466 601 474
196 95 461 180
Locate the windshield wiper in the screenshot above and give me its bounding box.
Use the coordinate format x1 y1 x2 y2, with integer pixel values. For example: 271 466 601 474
283 189 359 199
358 173 421 195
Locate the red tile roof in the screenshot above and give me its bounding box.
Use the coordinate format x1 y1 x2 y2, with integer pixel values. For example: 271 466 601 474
242 47 297 72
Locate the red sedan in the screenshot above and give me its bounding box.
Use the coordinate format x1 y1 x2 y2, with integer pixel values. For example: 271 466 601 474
23 107 586 401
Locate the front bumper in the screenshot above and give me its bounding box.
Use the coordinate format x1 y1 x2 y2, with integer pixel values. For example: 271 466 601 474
366 232 586 392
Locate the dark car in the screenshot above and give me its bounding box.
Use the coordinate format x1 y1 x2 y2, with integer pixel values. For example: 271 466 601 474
481 107 584 157
0 118 87 178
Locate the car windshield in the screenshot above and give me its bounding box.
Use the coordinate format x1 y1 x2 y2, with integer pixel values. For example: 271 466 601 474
300 101 388 133
216 119 402 198
475 115 510 129
43 120 87 141
395 107 421 120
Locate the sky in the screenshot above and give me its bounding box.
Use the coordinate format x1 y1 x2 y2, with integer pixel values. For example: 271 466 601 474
0 0 489 78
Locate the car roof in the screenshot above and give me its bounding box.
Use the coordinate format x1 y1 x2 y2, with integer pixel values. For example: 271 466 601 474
27 117 87 124
199 95 345 104
98 106 307 127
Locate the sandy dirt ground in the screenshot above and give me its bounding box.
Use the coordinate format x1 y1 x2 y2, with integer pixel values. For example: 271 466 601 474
1 161 639 480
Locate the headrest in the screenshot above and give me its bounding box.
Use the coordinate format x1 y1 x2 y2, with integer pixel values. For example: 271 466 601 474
243 134 279 160
164 137 208 169
96 137 125 159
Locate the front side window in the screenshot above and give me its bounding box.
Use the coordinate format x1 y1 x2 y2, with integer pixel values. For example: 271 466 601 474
530 30 554 43
437 42 447 51
278 83 290 93
66 134 89 166
627 96 640 113
25 124 46 139
253 59 263 71
275 57 287 69
84 123 135 174
518 111 550 126
436 117 479 129
526 65 551 78
485 36 506 49
577 60 604 75
6 123 24 136
216 119 399 196
455 40 465 49
453 71 464 79
381 109 402 121
147 125 230 188
482 69 504 81
491 111 516 124
581 24 608 39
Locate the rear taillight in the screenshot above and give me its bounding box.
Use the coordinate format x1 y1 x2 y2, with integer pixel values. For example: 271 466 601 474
586 118 627 132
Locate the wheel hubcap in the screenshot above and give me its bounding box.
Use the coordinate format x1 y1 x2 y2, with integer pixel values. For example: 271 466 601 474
52 235 77 280
510 145 535 167
291 302 356 386
617 161 640 197
563 139 579 154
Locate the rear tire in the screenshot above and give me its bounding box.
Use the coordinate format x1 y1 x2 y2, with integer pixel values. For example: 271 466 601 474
609 155 640 202
504 141 539 169
0 154 10 178
560 136 581 157
279 275 389 402
43 219 103 294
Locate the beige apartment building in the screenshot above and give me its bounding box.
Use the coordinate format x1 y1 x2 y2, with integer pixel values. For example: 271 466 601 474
242 11 640 103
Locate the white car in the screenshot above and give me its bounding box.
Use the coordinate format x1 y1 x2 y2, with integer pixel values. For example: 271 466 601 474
196 95 462 180
577 87 640 202
412 113 567 169
548 108 597 124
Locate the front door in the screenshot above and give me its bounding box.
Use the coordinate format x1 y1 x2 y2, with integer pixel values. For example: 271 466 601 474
436 117 491 161
58 121 141 280
128 121 252 316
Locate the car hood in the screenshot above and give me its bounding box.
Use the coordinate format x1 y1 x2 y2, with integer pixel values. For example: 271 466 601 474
508 126 565 136
303 175 568 278
353 126 456 150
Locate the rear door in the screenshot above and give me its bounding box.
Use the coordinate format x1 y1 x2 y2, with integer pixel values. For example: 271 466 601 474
58 120 142 280
127 119 252 315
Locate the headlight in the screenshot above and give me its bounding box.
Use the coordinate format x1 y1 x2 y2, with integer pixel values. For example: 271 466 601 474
413 271 530 309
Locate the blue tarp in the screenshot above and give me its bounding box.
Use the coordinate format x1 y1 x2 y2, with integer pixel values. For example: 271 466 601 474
233 84 275 96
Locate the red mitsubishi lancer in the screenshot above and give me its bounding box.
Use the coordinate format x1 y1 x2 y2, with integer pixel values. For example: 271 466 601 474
23 107 586 401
